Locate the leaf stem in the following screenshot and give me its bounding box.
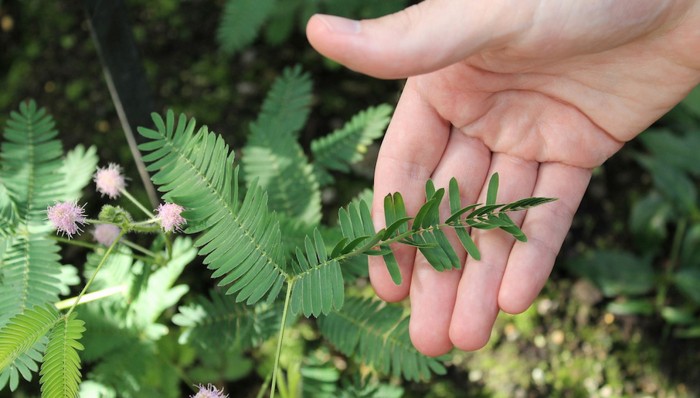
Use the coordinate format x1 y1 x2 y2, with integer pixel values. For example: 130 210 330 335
64 229 126 318
270 280 294 398
54 285 128 310
121 238 158 258
656 218 688 308
47 235 158 264
120 188 155 218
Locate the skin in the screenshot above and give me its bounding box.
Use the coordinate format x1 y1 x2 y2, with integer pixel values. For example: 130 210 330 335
306 0 700 356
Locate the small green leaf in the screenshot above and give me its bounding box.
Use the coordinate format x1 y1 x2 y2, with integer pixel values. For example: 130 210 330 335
382 246 402 285
486 173 499 205
455 228 480 260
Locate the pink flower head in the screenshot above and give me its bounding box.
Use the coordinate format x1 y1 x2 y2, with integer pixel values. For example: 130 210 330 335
47 201 86 238
156 203 186 232
191 384 228 398
94 163 126 199
92 224 121 246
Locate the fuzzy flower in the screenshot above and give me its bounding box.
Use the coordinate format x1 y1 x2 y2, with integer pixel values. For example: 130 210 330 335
190 384 228 398
92 224 121 246
94 163 126 199
156 203 186 232
47 201 87 238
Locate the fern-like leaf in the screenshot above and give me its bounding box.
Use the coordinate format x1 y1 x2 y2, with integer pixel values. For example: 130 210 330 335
0 235 63 326
375 175 556 275
243 66 320 225
289 229 344 317
0 182 18 236
217 0 275 55
311 104 392 185
252 65 313 137
173 290 282 353
40 313 85 398
138 111 287 305
318 297 446 382
1 100 64 228
0 338 47 392
0 305 60 372
58 145 98 202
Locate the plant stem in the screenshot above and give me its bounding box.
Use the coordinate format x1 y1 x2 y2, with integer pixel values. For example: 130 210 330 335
54 285 128 309
49 235 102 250
120 188 155 218
270 280 294 398
48 235 157 264
656 218 687 308
256 372 272 398
121 238 158 258
65 229 125 318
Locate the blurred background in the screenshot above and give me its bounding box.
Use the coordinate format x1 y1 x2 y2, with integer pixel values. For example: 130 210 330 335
1 0 699 396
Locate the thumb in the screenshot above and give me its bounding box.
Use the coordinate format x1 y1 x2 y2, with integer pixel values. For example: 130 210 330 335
306 1 531 79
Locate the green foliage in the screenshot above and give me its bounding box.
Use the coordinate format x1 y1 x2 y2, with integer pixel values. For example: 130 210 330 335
0 235 63 325
311 104 392 185
217 0 276 55
243 66 320 225
138 111 289 305
40 313 85 398
289 229 344 317
0 305 60 373
173 290 282 353
1 100 64 228
78 238 195 397
567 250 655 297
572 124 700 338
1 71 554 396
318 297 446 382
216 0 409 56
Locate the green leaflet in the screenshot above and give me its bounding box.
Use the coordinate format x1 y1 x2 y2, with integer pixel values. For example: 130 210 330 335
1 100 64 229
289 230 344 317
0 305 60 372
40 313 85 398
317 297 446 382
217 0 275 56
58 144 98 203
243 66 320 225
311 104 392 185
138 111 288 305
173 290 283 353
0 235 63 326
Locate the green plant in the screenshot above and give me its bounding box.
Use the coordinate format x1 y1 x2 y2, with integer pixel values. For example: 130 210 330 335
217 0 409 56
566 86 700 338
0 67 553 397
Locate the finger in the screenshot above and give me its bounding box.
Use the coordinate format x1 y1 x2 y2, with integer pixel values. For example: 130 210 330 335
449 154 538 351
305 1 532 79
408 131 490 356
498 163 591 314
369 79 450 302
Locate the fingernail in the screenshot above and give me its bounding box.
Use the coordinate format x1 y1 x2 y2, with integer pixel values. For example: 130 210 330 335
317 14 361 34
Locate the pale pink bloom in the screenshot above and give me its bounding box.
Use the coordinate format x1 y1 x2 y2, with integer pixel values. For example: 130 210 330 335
191 384 228 398
156 203 186 232
92 224 121 246
47 201 86 238
94 163 126 199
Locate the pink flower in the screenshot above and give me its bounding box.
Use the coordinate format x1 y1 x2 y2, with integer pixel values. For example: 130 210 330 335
92 224 121 246
191 384 228 398
94 163 126 199
47 201 87 238
156 203 186 232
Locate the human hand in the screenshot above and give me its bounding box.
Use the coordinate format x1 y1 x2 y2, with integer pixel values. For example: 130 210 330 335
306 1 700 355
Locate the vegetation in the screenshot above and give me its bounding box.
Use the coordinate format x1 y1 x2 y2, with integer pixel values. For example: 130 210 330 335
1 0 699 397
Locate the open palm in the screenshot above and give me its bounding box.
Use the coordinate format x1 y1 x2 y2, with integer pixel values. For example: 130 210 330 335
307 0 700 355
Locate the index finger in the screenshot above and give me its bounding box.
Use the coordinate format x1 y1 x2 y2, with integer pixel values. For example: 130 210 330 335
369 78 450 301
